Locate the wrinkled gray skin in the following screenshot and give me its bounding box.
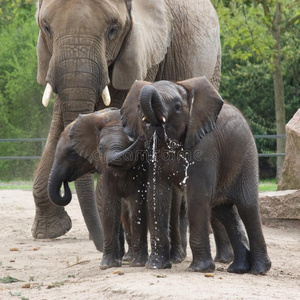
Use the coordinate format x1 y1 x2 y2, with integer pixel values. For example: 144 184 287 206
48 108 149 268
120 77 271 274
32 0 222 244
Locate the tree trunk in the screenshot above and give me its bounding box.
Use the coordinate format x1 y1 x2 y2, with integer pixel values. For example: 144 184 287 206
271 3 286 182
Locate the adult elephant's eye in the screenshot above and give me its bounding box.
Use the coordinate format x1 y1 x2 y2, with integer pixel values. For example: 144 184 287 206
107 24 119 41
42 20 51 38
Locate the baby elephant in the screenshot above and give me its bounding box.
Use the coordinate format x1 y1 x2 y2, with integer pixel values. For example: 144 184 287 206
48 108 189 269
48 108 149 269
121 77 271 274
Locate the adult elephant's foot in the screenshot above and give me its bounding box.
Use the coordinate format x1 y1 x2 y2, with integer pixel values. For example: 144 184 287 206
170 245 186 264
100 254 122 270
31 206 72 239
145 254 172 269
188 259 215 273
250 253 271 275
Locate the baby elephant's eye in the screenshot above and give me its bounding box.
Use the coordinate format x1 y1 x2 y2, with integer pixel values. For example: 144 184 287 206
174 102 181 112
68 150 79 162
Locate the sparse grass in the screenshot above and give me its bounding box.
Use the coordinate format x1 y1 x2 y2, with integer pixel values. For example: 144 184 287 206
0 275 24 283
46 281 65 289
0 181 76 191
259 179 277 192
0 181 33 190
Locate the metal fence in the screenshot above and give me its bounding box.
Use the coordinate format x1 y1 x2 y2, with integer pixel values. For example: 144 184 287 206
0 135 286 160
253 135 286 157
0 138 46 160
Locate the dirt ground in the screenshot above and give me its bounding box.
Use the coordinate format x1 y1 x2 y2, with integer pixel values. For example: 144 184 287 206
0 190 299 300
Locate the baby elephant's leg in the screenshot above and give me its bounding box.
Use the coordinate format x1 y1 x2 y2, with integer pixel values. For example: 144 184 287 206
212 204 251 273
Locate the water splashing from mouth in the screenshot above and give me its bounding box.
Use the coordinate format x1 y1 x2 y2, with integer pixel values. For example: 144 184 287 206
179 154 191 185
151 130 157 213
162 125 193 186
150 130 159 255
152 130 157 164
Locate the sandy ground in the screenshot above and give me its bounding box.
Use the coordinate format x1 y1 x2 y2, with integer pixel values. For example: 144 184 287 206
0 190 299 300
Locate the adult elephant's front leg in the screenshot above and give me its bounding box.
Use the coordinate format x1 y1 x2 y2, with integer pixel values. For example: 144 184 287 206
32 99 71 239
146 175 172 269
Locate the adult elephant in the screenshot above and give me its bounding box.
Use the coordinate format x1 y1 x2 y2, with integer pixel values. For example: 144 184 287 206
32 0 222 243
120 77 271 274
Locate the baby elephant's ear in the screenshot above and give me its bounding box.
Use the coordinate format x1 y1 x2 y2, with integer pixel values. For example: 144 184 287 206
178 77 224 149
70 109 120 170
120 80 151 139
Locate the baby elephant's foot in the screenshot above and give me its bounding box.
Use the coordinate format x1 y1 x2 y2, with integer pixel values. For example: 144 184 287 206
145 254 172 269
251 254 271 275
227 249 251 274
171 246 186 264
227 258 251 274
188 259 215 273
129 253 148 267
214 247 234 263
100 254 122 270
122 248 133 262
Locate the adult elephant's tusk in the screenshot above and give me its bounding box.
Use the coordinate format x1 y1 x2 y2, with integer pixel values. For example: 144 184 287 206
101 86 111 106
42 83 53 107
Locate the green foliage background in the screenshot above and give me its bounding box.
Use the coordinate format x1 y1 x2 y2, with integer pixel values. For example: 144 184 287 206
214 0 300 178
0 1 53 180
0 0 299 180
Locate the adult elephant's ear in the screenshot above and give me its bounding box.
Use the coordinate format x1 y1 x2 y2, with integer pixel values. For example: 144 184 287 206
36 2 51 85
120 80 151 139
112 1 171 90
70 109 120 171
178 77 224 150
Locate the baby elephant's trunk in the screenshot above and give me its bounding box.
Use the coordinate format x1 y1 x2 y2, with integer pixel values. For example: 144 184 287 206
48 168 72 207
139 85 167 125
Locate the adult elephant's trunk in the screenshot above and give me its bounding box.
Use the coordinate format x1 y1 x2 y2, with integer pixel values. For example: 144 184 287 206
48 169 72 207
44 36 107 251
74 173 104 252
45 35 111 114
139 85 167 125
